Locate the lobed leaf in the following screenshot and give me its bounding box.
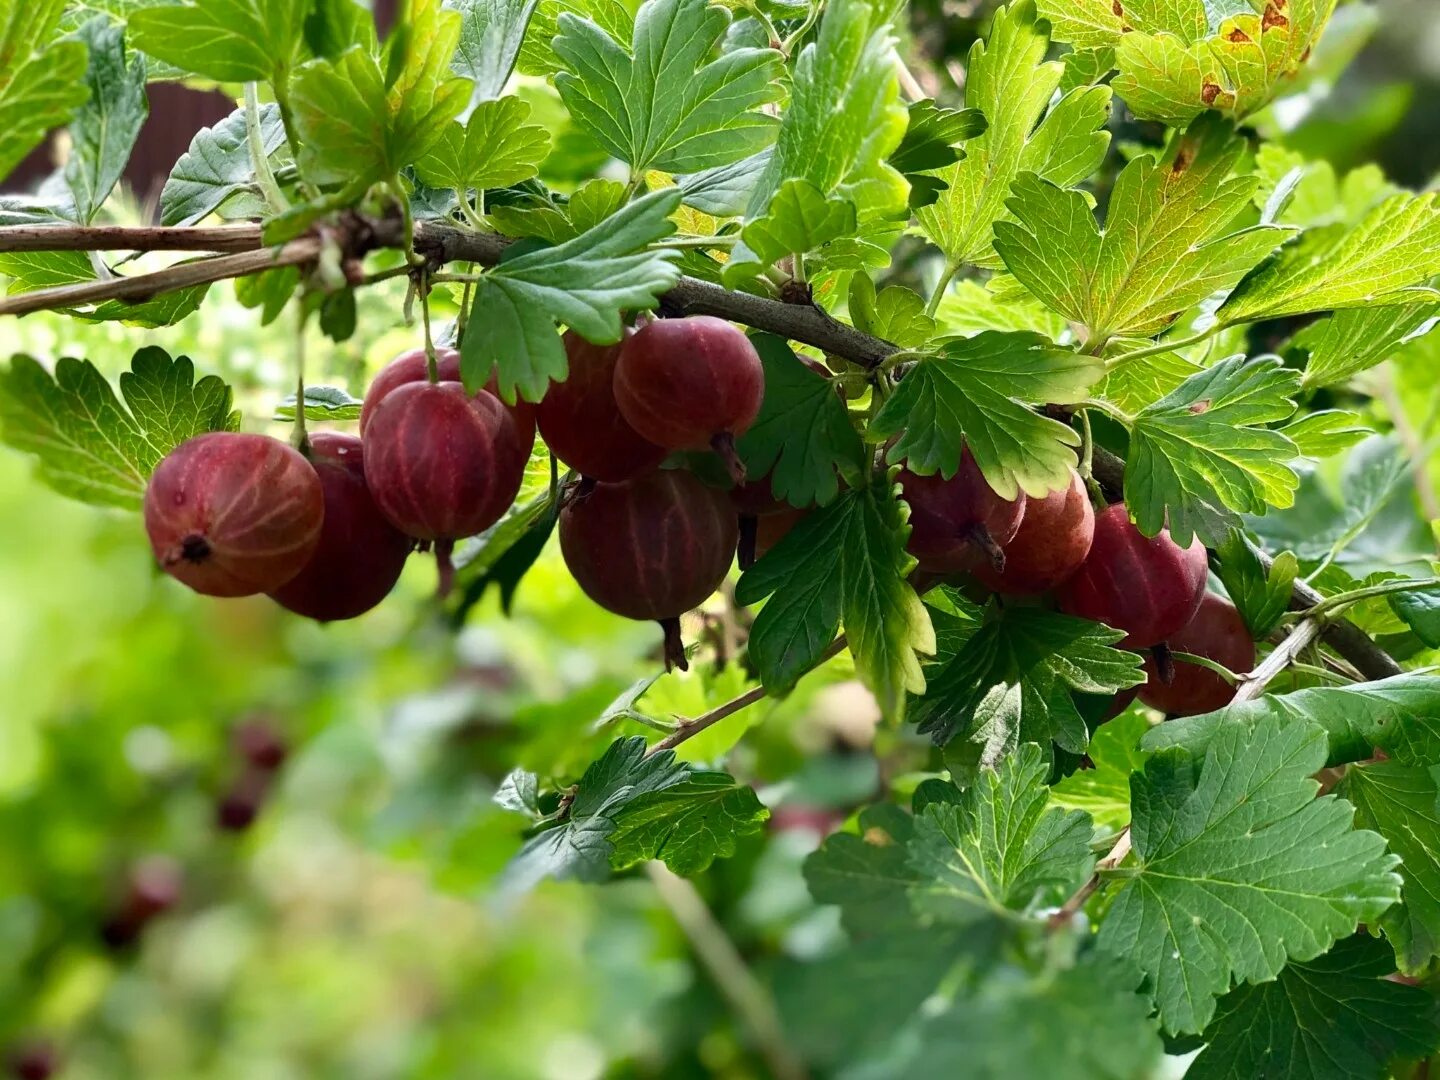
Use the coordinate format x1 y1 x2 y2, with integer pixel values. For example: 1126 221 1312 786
461 187 683 402
1124 355 1301 547
553 0 781 175
916 0 1111 271
736 480 934 720
872 331 1104 500
0 348 238 510
0 0 90 182
1098 715 1401 1035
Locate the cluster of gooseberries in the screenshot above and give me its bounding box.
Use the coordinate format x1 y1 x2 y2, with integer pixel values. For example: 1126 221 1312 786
144 313 1251 711
898 453 1253 716
143 316 763 669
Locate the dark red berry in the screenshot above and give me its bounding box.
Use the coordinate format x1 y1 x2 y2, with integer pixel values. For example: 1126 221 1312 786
898 449 1025 575
1140 594 1254 716
1056 504 1208 649
144 433 324 597
364 381 534 595
7 1040 58 1080
359 346 534 440
753 506 808 562
232 717 287 771
536 330 667 482
268 433 412 621
613 316 764 482
559 469 738 670
216 768 271 832
974 468 1095 595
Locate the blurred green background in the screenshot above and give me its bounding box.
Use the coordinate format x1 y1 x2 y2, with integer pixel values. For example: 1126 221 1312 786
2 0 1439 1076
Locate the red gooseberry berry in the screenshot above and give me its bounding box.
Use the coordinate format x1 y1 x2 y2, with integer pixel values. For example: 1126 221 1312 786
613 316 764 483
1056 503 1208 649
268 433 412 621
144 432 324 597
559 469 738 670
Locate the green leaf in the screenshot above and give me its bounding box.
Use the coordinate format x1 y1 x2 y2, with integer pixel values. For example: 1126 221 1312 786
909 606 1144 779
739 179 856 265
1074 1 1339 126
80 284 211 327
916 0 1112 270
736 481 934 719
552 0 780 175
290 0 471 187
127 0 304 82
729 0 909 280
461 187 683 403
499 736 690 893
907 950 1164 1080
450 489 557 620
1389 587 1440 648
1051 708 1153 833
1095 344 1202 415
160 104 287 227
0 0 90 181
486 178 628 244
274 385 363 422
1342 761 1440 976
734 334 865 507
1189 935 1440 1080
677 148 771 218
65 17 147 223
802 802 919 935
871 331 1104 500
994 116 1290 342
907 744 1094 924
494 767 543 818
234 264 299 324
608 772 769 876
1253 143 1397 230
0 348 238 510
1281 409 1372 460
517 0 632 78
1213 530 1296 640
1219 192 1440 325
847 276 935 350
888 100 985 176
0 250 93 293
1297 302 1440 390
1145 675 1440 770
1124 355 1301 548
934 277 1069 342
448 0 537 101
1097 716 1402 1035
416 95 550 192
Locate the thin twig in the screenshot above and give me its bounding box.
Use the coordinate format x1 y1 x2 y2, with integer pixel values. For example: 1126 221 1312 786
0 239 322 318
646 863 810 1080
644 636 848 758
1049 830 1131 928
0 223 263 252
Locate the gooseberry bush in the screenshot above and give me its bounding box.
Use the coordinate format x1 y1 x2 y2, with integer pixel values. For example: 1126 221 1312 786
5 0 1440 1074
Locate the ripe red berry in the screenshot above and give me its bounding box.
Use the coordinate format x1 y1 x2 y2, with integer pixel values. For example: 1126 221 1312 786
536 330 667 482
1140 594 1255 716
145 432 323 597
898 450 1025 575
7 1040 58 1080
267 433 412 621
364 386 533 559
974 468 1095 595
216 768 271 832
559 469 738 670
1056 504 1208 649
753 506 808 562
232 717 287 771
359 346 535 440
613 316 765 482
